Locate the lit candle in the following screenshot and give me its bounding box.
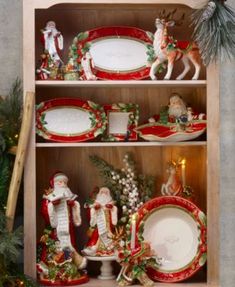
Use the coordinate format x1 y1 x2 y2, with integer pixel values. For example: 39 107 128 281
181 158 186 186
130 213 137 250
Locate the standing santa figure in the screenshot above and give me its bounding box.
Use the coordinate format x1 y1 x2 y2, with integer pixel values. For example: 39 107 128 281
41 21 64 66
83 187 118 256
37 172 88 285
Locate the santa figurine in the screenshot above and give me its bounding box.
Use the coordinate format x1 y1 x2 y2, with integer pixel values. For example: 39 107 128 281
168 93 187 119
83 187 118 256
41 21 64 66
37 172 88 285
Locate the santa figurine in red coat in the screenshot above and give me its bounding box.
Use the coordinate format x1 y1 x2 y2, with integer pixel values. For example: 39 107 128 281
37 172 88 285
83 187 118 256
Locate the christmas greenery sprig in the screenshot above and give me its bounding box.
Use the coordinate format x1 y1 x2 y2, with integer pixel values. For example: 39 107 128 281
192 0 235 65
0 78 23 148
0 79 23 210
90 153 155 224
0 212 39 287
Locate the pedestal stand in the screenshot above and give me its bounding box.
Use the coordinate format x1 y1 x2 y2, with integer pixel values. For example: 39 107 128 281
86 256 116 280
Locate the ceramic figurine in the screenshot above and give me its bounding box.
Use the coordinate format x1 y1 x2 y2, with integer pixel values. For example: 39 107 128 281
37 21 64 80
80 52 97 80
64 57 79 80
149 10 201 80
161 160 183 196
168 94 187 118
36 52 52 80
136 93 206 142
37 172 88 285
41 21 64 65
161 159 195 200
83 187 118 256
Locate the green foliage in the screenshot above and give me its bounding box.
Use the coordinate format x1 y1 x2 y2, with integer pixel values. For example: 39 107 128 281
0 79 22 210
89 154 115 191
159 105 169 124
0 78 23 148
0 154 11 209
192 0 235 65
0 211 23 268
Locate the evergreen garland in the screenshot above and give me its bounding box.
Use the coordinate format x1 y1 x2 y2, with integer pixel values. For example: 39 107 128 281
192 0 235 65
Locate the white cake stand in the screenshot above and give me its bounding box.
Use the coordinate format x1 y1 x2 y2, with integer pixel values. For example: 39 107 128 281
86 255 116 280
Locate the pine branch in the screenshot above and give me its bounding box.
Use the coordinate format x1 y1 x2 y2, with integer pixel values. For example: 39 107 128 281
89 154 117 189
0 211 23 267
0 153 11 209
192 0 235 65
0 78 23 147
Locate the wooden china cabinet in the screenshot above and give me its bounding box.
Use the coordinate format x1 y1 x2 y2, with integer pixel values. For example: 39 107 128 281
23 0 220 286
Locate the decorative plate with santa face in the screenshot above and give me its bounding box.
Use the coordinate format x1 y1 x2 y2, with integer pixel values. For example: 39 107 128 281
68 26 154 80
136 196 207 282
135 121 207 142
36 98 107 142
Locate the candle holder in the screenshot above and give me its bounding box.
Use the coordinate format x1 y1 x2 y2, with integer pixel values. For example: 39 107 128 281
116 214 161 286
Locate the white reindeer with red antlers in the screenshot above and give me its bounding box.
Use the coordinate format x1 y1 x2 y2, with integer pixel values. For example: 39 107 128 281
149 10 202 81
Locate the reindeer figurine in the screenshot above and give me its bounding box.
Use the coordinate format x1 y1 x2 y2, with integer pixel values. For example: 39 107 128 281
150 10 201 81
161 160 183 196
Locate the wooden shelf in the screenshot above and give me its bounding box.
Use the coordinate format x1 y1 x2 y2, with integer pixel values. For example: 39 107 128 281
29 0 209 10
36 141 207 148
36 80 207 88
83 279 208 287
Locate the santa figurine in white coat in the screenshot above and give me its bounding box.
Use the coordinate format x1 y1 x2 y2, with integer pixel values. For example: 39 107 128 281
41 21 64 66
37 172 88 285
83 187 118 256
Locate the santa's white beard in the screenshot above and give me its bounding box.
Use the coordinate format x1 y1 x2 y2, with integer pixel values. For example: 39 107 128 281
96 194 112 206
169 104 187 118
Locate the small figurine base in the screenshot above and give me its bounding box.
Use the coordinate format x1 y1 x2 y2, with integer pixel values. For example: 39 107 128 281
39 274 89 286
86 256 116 280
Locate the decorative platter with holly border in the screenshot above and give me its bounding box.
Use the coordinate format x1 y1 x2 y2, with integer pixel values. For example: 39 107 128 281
135 121 207 142
136 196 207 282
36 98 107 142
103 103 139 141
68 26 154 80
